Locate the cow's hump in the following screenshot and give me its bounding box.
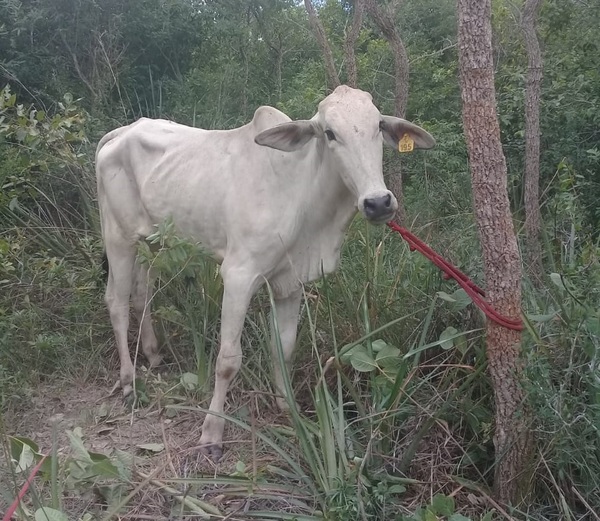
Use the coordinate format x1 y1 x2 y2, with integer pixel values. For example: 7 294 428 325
251 106 291 135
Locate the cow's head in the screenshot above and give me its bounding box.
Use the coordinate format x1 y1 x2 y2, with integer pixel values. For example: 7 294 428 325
254 86 435 224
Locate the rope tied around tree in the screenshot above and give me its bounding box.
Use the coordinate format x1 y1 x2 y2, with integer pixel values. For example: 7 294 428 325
387 222 524 331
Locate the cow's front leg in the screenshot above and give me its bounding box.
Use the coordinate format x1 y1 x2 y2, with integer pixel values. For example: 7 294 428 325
199 267 260 461
270 289 302 411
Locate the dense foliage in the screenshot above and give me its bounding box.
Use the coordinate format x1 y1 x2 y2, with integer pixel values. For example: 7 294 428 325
1 0 599 519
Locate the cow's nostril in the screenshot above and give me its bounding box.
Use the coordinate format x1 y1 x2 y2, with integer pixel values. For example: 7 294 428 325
363 194 395 222
364 199 376 211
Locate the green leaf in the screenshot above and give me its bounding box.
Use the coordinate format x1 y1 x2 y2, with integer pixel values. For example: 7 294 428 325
97 402 109 418
340 343 361 364
180 372 199 390
431 493 455 515
437 291 455 302
67 429 92 463
527 312 559 322
387 484 406 494
371 339 388 352
550 272 566 291
438 289 472 311
424 510 438 521
16 443 35 472
376 345 401 368
455 333 468 354
89 451 111 462
95 484 127 508
35 507 69 521
349 347 377 372
585 316 600 336
439 326 459 350
114 449 133 480
91 458 121 479
10 436 40 462
449 515 471 521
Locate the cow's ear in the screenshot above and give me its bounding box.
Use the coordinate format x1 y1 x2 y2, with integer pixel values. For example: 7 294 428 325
380 115 436 150
255 120 317 152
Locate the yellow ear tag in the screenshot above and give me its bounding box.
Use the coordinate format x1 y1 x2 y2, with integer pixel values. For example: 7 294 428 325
398 133 415 153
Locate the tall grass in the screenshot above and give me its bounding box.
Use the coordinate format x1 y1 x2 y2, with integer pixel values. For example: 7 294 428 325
3 88 600 519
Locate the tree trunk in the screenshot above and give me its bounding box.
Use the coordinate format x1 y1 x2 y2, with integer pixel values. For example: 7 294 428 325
457 0 531 504
522 0 544 287
364 0 408 117
364 0 408 224
304 0 340 91
343 0 364 88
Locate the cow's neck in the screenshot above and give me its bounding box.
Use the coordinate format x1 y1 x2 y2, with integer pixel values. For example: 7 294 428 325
268 141 357 297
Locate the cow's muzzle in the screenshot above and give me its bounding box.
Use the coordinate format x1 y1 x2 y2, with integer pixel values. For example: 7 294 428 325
361 192 398 223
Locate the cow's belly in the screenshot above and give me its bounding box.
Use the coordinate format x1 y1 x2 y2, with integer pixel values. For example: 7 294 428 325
136 146 252 261
137 175 230 261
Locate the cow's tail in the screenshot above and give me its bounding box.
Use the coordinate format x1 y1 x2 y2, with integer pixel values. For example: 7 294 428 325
101 251 109 283
96 126 128 284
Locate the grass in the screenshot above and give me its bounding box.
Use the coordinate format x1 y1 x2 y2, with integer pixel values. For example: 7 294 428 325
4 203 600 519
2 89 600 520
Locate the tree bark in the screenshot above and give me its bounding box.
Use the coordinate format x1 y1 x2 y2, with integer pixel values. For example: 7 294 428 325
304 0 340 91
364 0 408 224
364 0 408 117
343 0 364 88
522 0 544 286
457 0 531 504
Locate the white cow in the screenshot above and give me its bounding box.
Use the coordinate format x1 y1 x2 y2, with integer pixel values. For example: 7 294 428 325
96 86 435 459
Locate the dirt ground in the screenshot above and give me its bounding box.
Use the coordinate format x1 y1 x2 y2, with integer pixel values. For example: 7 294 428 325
1 370 308 520
2 359 500 520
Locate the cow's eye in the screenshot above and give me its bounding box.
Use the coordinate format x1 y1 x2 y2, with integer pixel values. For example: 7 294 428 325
325 129 336 141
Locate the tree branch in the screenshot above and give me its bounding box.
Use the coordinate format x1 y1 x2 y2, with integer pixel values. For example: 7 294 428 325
364 0 408 117
343 0 364 88
59 31 98 100
304 0 340 91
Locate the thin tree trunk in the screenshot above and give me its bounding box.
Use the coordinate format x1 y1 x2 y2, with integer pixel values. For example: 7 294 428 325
522 0 544 286
304 0 340 91
457 0 531 504
343 0 364 88
249 5 284 103
275 46 283 102
364 0 408 224
364 0 408 117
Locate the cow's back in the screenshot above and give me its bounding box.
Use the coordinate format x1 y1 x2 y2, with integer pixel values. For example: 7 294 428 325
95 109 293 261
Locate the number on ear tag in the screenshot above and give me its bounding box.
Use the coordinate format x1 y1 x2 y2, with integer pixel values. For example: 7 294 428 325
398 133 415 153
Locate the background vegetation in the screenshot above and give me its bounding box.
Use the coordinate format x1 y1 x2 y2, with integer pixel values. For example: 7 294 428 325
1 0 599 519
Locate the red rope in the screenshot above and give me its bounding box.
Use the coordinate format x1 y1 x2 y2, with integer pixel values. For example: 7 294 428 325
3 455 47 521
386 222 523 331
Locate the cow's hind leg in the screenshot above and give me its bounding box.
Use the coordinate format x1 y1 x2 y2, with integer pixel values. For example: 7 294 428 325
105 239 136 397
270 289 302 411
132 262 162 367
199 265 260 460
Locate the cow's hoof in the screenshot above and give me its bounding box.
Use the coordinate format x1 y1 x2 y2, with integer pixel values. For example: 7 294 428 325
147 353 163 368
199 443 223 462
122 383 134 398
